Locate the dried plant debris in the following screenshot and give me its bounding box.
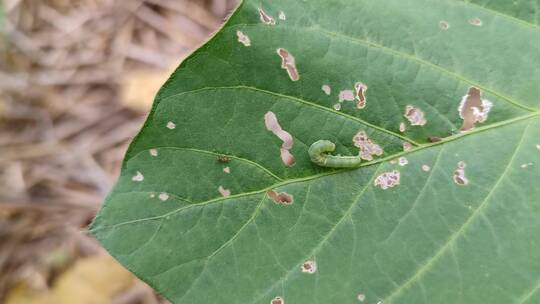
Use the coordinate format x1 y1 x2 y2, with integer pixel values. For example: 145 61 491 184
218 185 231 197
259 8 276 25
264 111 296 166
276 48 300 81
469 17 482 26
354 82 368 109
267 190 293 205
353 131 383 161
271 296 285 304
301 260 317 274
453 161 469 186
374 170 401 189
236 31 251 47
458 87 493 131
403 105 427 126
322 84 331 95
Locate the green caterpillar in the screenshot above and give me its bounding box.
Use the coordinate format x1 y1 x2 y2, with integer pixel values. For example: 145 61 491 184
308 140 362 168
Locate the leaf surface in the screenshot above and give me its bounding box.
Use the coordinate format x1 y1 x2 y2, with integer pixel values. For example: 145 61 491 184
91 1 540 303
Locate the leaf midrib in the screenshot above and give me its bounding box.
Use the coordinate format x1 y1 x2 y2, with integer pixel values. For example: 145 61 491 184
94 111 538 233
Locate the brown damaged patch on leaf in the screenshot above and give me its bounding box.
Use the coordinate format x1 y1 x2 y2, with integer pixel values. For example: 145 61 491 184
236 30 251 47
218 185 231 197
267 190 293 205
404 105 427 126
459 87 493 131
469 17 482 26
353 130 383 161
264 111 295 166
271 296 284 304
301 260 317 274
354 82 368 109
439 20 450 30
276 48 300 81
259 8 275 25
453 161 469 186
374 170 400 189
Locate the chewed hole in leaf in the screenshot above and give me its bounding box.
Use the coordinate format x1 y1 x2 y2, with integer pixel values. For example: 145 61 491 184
398 157 408 166
353 130 383 161
267 190 293 205
223 166 231 174
374 170 400 189
236 30 251 47
271 296 284 304
218 186 231 197
279 11 286 20
469 17 482 26
422 164 431 172
404 105 427 126
399 122 406 133
301 260 317 273
276 48 300 81
339 89 355 102
149 149 158 157
259 8 275 25
354 82 368 109
459 87 493 131
453 161 469 186
264 111 295 166
166 121 176 129
132 171 144 182
357 294 366 302
439 20 450 30
322 84 331 95
158 192 169 201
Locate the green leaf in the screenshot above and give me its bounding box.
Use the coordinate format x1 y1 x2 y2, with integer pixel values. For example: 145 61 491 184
91 0 540 303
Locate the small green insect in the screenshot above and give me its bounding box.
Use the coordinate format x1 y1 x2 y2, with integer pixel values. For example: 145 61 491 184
308 140 362 168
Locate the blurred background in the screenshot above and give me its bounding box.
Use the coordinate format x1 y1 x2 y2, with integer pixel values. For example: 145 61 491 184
0 0 237 303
